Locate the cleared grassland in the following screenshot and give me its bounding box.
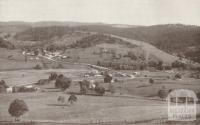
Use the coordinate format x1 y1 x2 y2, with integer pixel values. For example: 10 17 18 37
0 67 199 124
0 69 90 86
0 92 168 122
0 92 199 124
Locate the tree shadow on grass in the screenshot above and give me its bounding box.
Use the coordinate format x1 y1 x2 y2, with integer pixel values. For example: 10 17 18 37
136 84 152 88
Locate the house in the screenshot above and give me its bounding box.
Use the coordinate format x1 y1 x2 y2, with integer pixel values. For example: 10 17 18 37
6 87 13 93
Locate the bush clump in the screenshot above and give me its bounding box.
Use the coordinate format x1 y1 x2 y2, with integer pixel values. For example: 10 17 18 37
33 64 42 70
158 86 168 100
0 80 8 88
0 80 8 93
55 75 72 91
95 86 105 96
149 78 154 84
197 92 200 103
49 72 58 80
104 74 112 83
175 73 182 79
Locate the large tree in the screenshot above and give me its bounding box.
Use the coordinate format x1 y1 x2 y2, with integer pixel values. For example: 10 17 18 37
55 75 72 91
8 99 29 121
68 94 77 105
0 80 8 88
104 74 112 83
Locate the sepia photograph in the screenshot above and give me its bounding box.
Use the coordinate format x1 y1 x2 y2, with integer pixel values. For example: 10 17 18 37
0 0 200 125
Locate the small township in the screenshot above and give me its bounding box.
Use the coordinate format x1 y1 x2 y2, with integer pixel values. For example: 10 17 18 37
0 22 200 125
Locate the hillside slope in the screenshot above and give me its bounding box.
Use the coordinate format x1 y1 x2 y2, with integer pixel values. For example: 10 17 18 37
76 24 200 62
0 23 185 67
9 25 179 64
111 35 177 64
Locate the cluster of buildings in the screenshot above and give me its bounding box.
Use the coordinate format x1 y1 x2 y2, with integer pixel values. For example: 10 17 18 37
22 49 68 61
6 85 38 93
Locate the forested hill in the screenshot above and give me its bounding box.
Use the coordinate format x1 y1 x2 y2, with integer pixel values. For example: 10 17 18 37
76 24 200 53
1 22 200 62
75 24 200 62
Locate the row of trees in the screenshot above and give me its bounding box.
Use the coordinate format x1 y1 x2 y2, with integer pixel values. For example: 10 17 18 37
97 59 194 71
97 61 145 70
97 60 169 70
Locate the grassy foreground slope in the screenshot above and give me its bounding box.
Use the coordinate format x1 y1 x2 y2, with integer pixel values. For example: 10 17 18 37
0 92 168 122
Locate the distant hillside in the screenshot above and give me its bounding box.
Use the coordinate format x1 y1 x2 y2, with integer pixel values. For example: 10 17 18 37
2 22 200 63
11 22 200 54
0 22 31 34
8 24 178 63
75 24 200 62
13 26 91 49
76 24 200 52
14 26 76 41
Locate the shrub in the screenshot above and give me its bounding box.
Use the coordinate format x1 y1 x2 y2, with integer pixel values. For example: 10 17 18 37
127 51 137 60
36 79 50 85
49 72 58 80
175 73 182 79
79 79 90 94
149 79 154 84
157 61 163 70
172 60 186 69
0 80 8 88
33 64 42 70
56 64 64 69
17 86 37 93
158 86 168 100
165 66 172 70
68 94 77 105
55 76 72 90
108 83 115 94
57 96 65 104
104 74 112 83
148 60 158 67
95 86 105 96
0 85 6 93
8 99 29 121
197 92 200 102
168 89 173 93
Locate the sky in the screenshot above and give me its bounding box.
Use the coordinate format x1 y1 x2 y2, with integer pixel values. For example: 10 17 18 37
0 0 200 26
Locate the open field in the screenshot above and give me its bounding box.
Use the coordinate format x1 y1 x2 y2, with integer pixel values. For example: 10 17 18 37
0 92 199 124
0 68 200 125
0 92 167 122
0 68 92 86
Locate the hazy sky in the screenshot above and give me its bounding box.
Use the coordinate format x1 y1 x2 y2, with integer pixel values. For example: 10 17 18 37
0 0 200 25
